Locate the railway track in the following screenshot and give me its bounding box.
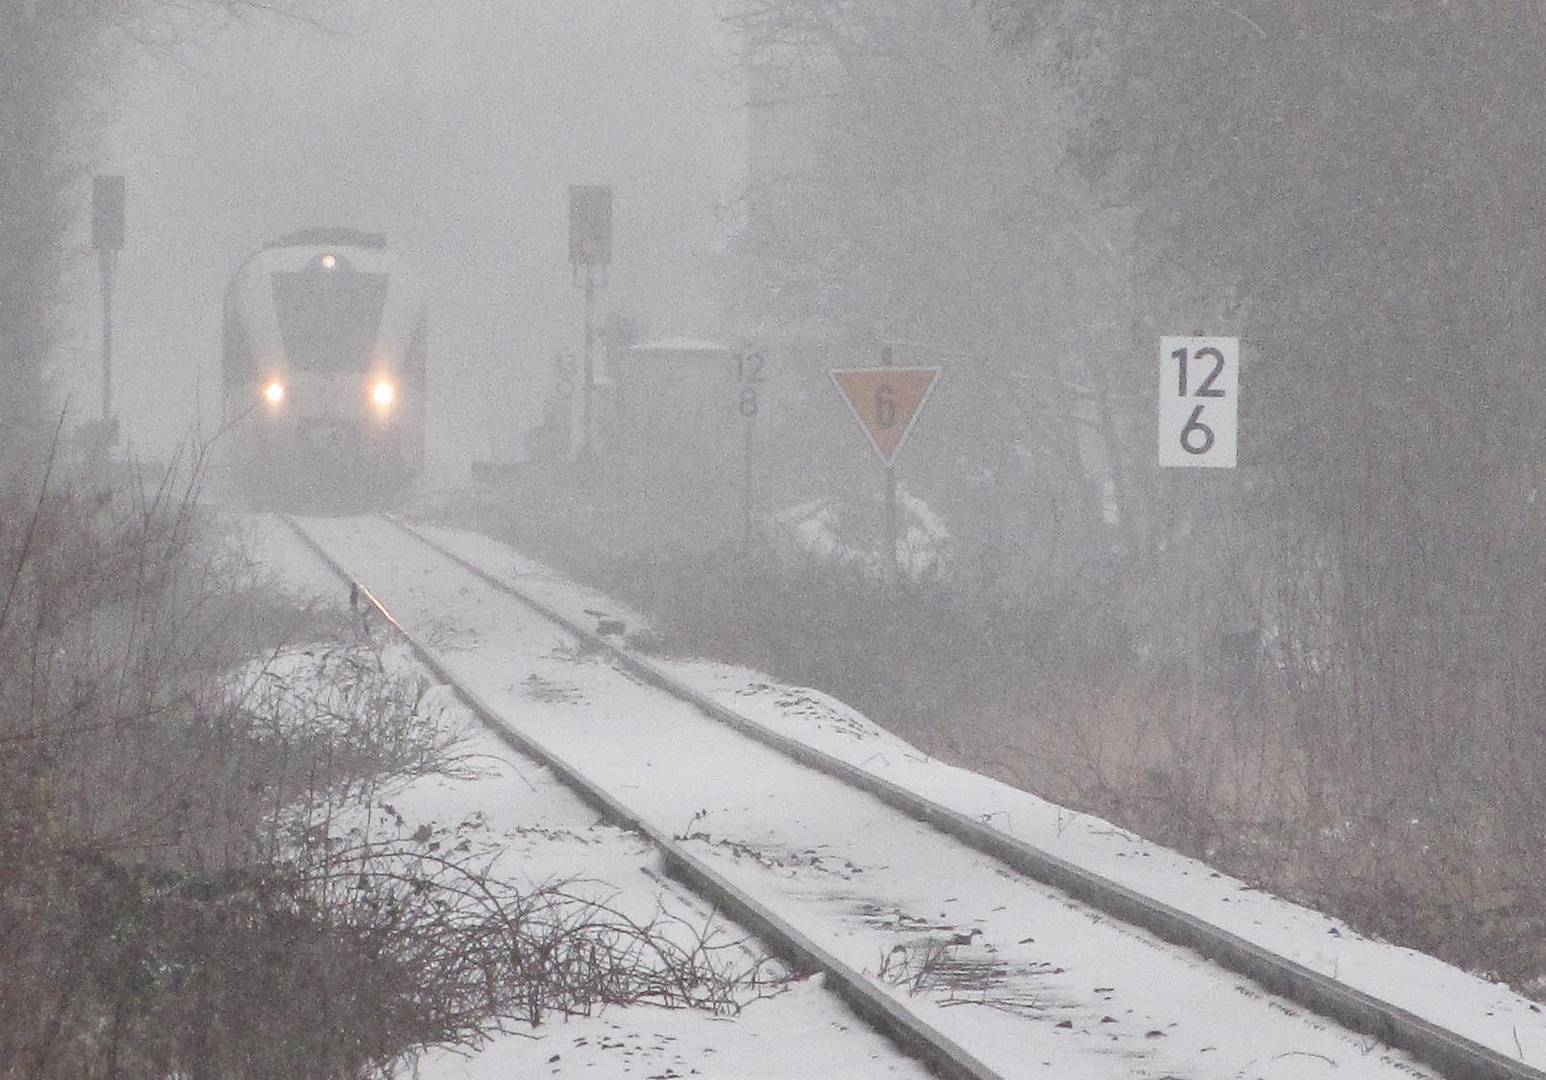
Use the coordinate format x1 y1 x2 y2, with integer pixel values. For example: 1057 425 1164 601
279 512 1545 1080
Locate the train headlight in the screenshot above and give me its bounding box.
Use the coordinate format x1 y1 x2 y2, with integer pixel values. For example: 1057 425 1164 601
321 253 337 270
263 380 285 406
370 379 396 409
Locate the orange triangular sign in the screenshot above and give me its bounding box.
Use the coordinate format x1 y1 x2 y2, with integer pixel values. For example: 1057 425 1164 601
830 367 940 465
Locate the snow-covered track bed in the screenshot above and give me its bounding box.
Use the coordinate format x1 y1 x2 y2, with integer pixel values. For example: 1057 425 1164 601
282 513 1542 1080
282 513 983 1080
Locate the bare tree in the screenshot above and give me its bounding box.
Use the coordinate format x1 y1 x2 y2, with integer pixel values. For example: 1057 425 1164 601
0 0 326 470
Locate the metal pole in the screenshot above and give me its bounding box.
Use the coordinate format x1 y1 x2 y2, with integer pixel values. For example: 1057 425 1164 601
886 466 897 581
743 416 754 548
880 345 898 583
99 249 115 424
581 264 595 465
91 174 123 444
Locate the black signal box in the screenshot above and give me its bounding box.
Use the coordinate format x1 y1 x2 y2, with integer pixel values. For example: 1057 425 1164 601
568 184 612 267
93 175 125 252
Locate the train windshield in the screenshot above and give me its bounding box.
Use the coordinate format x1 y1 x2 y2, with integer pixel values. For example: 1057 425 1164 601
270 265 388 371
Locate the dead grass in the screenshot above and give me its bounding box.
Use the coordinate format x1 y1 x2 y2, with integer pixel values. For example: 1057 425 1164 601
942 672 1546 994
466 488 1546 998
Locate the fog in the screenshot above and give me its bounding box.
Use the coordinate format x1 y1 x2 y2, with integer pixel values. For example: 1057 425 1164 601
92 0 744 477
11 3 1546 1070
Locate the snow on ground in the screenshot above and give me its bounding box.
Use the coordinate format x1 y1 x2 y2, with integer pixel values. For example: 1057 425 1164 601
229 512 357 602
241 514 931 1080
413 519 1546 1071
271 515 1440 1078
770 486 950 578
341 706 929 1080
410 978 916 1080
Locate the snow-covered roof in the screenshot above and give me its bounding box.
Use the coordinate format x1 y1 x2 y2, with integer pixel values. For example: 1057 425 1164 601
626 336 733 358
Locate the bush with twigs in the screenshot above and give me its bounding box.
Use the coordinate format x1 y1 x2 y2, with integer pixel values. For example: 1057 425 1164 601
0 447 774 1079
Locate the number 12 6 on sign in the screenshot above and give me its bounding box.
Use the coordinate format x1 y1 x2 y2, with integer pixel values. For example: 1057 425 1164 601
1158 336 1238 468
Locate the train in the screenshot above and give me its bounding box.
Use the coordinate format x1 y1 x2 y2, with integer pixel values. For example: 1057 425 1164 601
221 228 427 502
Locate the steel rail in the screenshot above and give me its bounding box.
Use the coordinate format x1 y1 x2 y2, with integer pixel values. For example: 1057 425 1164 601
384 513 1546 1080
280 514 1002 1080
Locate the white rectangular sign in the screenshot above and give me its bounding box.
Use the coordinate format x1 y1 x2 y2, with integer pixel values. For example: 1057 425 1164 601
1158 336 1238 468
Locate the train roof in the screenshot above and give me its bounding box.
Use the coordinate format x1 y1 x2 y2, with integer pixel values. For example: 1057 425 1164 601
268 227 388 250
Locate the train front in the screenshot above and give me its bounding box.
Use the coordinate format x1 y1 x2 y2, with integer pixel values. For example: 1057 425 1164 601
223 229 426 504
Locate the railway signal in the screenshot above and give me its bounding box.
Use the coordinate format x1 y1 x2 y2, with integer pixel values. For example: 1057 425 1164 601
1158 335 1238 468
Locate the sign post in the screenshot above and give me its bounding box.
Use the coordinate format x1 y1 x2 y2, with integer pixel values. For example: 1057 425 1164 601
1158 335 1238 468
568 184 612 467
830 354 940 580
1158 335 1240 720
92 175 124 438
736 350 766 548
880 346 897 572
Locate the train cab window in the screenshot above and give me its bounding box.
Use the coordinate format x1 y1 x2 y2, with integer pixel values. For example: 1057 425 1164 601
270 262 388 371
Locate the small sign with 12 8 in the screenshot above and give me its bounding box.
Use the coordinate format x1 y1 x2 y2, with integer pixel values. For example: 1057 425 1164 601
1158 336 1238 468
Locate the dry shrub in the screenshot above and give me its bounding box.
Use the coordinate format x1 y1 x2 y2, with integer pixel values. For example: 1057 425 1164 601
0 448 773 1079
